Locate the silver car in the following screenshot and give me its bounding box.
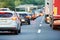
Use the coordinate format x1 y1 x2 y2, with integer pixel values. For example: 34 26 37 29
0 8 11 11
0 11 21 34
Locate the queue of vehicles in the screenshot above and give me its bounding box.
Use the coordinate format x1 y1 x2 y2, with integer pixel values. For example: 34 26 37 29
0 0 60 35
0 8 43 34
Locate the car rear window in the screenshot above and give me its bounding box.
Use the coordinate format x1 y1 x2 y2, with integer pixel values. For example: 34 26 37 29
19 13 27 18
0 9 7 11
0 12 13 18
19 13 27 16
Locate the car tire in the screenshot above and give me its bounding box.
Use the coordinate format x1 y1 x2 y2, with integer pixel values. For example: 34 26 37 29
18 30 20 33
50 24 52 27
18 24 21 33
52 25 57 30
18 29 21 33
20 23 22 26
28 21 30 25
14 30 18 35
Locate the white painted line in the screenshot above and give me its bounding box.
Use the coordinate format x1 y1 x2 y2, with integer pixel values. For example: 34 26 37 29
40 16 45 23
37 29 41 33
39 24 42 27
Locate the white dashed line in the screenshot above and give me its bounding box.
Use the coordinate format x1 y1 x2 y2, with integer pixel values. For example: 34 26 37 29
37 29 41 33
37 16 44 33
39 24 42 27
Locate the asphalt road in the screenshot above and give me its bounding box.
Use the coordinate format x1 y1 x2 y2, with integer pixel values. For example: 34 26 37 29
0 16 60 40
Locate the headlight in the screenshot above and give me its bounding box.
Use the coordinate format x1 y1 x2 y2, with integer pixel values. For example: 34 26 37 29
21 19 25 21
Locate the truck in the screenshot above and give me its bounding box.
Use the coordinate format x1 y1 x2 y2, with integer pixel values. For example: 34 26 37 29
45 0 60 29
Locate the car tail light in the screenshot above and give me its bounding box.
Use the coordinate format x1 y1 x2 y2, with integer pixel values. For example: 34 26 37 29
53 7 57 16
12 17 17 21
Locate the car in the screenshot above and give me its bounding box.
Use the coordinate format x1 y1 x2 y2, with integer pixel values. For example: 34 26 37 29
0 11 21 34
16 12 31 25
0 8 11 11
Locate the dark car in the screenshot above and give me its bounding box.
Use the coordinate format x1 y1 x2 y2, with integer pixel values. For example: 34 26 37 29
17 12 31 25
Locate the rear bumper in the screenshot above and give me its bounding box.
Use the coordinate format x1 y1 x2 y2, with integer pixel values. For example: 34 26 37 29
53 21 60 28
0 27 17 31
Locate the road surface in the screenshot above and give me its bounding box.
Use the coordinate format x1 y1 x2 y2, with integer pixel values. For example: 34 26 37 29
0 16 60 40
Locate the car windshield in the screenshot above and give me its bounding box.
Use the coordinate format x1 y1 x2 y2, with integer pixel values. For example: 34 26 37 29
19 13 27 18
19 13 27 16
0 12 13 18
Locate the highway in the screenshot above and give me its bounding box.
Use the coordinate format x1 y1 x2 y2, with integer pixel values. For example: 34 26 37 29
0 16 60 40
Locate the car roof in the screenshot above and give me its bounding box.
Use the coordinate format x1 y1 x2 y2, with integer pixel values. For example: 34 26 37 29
16 12 32 14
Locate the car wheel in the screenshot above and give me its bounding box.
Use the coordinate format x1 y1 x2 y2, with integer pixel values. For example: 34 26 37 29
20 23 22 26
14 30 18 35
28 21 30 25
52 25 57 29
18 29 21 33
18 24 21 33
18 30 20 33
50 24 52 27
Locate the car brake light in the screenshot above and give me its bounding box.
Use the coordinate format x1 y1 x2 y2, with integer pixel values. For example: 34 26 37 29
12 17 17 21
53 7 57 16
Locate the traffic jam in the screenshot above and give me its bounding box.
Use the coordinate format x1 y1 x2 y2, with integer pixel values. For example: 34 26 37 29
0 0 60 40
0 7 43 34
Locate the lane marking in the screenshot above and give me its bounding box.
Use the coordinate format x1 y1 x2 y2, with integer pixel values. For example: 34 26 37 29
39 24 42 27
40 16 45 23
39 16 44 27
37 29 41 33
37 16 44 33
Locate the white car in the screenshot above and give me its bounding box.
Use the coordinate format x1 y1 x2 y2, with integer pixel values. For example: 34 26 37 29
0 11 21 34
0 8 11 11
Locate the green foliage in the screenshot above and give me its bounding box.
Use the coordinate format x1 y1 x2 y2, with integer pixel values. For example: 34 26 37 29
0 0 15 10
21 0 45 5
0 0 45 10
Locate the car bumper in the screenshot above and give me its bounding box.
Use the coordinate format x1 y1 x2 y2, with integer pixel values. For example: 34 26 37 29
0 26 17 31
53 20 60 25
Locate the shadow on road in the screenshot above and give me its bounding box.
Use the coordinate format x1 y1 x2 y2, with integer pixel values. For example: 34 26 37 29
53 28 60 31
0 32 21 35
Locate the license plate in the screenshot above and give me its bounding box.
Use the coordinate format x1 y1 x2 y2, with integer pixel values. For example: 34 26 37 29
0 20 7 22
0 20 7 25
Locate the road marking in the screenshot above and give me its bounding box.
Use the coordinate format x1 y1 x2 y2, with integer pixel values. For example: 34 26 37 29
40 16 44 23
37 29 41 33
39 16 44 27
39 24 42 27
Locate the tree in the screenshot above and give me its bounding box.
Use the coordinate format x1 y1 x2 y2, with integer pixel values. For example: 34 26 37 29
0 0 15 10
20 0 45 5
0 0 45 10
15 0 21 6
